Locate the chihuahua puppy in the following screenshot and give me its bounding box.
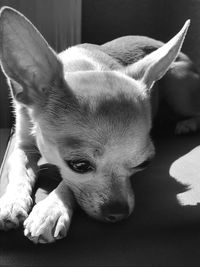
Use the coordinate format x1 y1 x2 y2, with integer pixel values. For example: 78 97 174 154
0 7 194 243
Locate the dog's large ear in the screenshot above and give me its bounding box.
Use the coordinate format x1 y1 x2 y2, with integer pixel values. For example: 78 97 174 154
124 20 190 91
0 7 63 105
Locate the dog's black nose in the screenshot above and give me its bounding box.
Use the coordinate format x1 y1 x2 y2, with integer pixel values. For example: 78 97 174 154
101 202 130 222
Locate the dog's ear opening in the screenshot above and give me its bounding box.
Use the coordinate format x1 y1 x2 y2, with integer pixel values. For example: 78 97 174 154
124 20 190 91
0 6 63 105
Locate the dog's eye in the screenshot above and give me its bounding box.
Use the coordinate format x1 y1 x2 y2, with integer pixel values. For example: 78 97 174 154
136 158 152 169
66 159 94 174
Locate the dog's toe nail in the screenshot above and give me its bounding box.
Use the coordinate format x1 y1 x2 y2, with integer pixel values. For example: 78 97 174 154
55 227 66 239
38 236 50 244
24 228 29 236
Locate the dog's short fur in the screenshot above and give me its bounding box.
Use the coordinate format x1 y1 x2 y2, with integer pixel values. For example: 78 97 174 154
0 7 198 243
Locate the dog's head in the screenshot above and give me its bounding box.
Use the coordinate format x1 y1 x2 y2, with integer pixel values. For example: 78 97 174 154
0 7 189 222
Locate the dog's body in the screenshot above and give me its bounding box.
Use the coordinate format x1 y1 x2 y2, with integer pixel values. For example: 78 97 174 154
0 7 198 243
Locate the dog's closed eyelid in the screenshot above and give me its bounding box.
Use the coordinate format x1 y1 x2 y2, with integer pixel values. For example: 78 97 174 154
136 159 151 169
135 156 154 169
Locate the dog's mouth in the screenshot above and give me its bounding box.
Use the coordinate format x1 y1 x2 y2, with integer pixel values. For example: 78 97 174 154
83 206 131 223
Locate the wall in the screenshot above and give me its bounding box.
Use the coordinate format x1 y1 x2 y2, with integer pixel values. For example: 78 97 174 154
82 0 200 67
82 0 166 44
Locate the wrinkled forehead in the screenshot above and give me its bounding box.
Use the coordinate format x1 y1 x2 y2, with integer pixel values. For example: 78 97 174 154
59 126 152 163
56 97 150 154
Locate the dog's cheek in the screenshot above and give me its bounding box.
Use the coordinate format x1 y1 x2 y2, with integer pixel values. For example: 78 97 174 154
72 187 105 219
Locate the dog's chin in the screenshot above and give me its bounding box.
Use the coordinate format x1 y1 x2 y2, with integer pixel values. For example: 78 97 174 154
85 212 108 222
77 203 132 223
85 210 132 223
72 190 133 223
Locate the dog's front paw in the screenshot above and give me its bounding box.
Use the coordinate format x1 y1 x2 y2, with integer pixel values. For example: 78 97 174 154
24 197 72 244
0 193 32 230
175 119 198 134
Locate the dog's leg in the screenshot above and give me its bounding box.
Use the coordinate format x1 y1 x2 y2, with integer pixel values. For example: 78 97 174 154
0 143 40 230
0 107 40 230
175 116 200 134
0 151 39 230
24 181 75 243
